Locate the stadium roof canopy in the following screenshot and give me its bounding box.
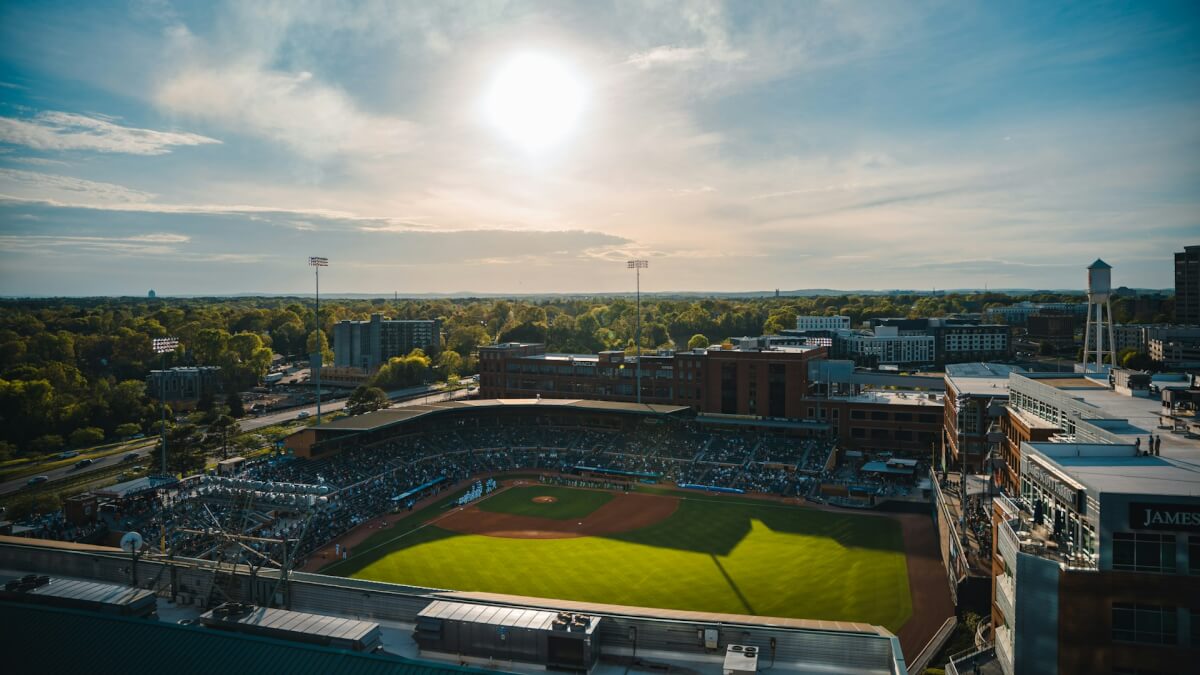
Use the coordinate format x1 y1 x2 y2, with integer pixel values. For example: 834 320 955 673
315 398 690 434
0 601 491 675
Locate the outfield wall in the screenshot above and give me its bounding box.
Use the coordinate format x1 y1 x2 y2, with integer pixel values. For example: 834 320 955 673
0 537 906 674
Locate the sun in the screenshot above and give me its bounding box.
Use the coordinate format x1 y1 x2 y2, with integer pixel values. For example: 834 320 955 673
484 52 586 153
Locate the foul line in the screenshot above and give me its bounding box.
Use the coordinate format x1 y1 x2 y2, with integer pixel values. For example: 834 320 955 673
320 482 515 576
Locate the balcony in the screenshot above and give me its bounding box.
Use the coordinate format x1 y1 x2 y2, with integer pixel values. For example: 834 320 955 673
995 494 1097 570
995 572 1015 624
994 625 1014 675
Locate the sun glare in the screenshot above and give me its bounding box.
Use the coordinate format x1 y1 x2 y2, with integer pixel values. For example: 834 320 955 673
484 52 586 153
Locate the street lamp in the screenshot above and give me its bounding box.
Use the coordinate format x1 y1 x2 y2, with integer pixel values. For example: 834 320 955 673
627 260 648 404
308 256 328 425
152 337 179 477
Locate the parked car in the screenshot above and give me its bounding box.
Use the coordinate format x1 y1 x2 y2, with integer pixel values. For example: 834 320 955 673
26 476 49 486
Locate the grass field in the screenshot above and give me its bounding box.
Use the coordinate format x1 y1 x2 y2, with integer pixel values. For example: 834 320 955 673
326 486 913 631
476 485 613 519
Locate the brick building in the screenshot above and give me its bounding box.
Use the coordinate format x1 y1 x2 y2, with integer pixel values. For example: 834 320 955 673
479 342 943 454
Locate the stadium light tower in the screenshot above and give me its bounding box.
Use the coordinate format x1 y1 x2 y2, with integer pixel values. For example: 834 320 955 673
152 337 179 477
309 256 328 425
627 260 648 404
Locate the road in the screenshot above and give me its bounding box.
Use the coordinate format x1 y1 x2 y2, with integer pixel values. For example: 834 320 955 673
239 383 461 431
0 384 470 498
0 445 153 497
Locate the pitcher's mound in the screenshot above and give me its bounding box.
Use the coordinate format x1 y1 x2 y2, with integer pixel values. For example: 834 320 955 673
532 496 558 504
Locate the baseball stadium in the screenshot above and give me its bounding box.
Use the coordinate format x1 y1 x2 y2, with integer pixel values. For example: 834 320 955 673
1 399 953 674
283 401 952 657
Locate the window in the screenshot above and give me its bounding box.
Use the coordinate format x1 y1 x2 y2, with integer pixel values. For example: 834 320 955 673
870 411 888 421
1113 532 1176 574
1112 603 1177 645
1190 536 1200 575
851 410 866 420
851 428 865 438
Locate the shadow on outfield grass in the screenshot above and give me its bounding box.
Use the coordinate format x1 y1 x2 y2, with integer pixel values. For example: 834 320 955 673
603 498 905 557
321 484 905 577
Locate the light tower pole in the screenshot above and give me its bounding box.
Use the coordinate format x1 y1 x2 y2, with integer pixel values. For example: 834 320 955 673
309 256 329 424
627 260 648 404
152 337 178 477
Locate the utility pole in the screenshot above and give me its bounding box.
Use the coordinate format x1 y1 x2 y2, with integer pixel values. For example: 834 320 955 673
152 337 178 477
627 260 648 404
308 257 328 424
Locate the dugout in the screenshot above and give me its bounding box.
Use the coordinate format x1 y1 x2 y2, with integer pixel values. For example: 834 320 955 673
415 600 601 671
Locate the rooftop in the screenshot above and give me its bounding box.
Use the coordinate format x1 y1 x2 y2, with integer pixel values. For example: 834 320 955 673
312 398 690 433
831 390 944 407
1013 372 1200 460
1024 443 1200 497
0 601 484 675
944 362 1026 379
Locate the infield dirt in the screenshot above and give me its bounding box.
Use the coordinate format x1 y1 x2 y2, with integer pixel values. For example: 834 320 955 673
439 489 678 539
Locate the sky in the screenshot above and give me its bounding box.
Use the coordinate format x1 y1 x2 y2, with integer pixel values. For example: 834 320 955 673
0 1 1197 296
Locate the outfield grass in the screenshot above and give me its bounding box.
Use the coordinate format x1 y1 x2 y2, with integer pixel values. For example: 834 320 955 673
332 489 913 631
476 485 613 520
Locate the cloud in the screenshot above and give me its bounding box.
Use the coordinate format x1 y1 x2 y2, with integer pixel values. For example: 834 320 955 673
0 169 154 204
0 232 190 257
0 111 220 155
626 46 712 69
155 65 417 158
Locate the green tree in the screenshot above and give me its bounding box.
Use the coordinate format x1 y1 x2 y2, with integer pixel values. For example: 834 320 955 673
166 423 208 476
687 334 710 350
436 350 464 381
115 422 141 438
226 392 246 418
306 329 334 364
347 386 389 415
6 492 62 520
209 414 240 460
68 427 105 447
29 434 64 454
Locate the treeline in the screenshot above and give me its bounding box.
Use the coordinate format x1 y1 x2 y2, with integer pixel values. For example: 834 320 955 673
0 291 1108 458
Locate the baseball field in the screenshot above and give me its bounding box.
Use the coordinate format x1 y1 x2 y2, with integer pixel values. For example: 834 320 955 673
321 481 915 632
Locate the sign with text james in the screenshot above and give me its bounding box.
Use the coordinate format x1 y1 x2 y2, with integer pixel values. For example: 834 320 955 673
1130 502 1200 532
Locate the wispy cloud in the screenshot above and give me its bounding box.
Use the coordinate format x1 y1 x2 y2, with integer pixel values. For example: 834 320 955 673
0 111 220 155
155 65 416 158
0 232 190 257
0 169 154 204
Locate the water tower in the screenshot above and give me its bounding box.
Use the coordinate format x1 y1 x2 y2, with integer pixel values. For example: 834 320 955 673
1082 259 1116 372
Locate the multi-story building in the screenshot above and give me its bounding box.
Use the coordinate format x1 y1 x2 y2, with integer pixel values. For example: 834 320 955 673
1176 245 1200 324
940 324 1011 364
479 341 819 418
1026 314 1076 350
987 370 1200 674
332 314 441 371
1113 324 1200 354
942 363 1023 474
818 390 944 454
985 302 1089 326
795 315 851 331
842 327 936 367
479 341 944 453
991 446 1200 674
146 366 222 410
1149 337 1200 369
865 318 1011 365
